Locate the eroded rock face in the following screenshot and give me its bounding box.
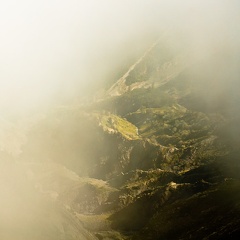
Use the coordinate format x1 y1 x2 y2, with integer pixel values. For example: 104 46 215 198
1 33 240 240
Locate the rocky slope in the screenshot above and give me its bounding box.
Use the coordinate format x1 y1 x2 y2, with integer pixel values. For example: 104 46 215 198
1 35 240 239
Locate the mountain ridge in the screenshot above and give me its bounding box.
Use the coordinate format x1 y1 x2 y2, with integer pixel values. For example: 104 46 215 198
1 33 240 239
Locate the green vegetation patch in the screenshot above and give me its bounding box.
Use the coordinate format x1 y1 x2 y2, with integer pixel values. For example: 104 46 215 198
92 112 140 140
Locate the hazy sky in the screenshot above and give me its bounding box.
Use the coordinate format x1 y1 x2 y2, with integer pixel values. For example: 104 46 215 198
0 0 239 116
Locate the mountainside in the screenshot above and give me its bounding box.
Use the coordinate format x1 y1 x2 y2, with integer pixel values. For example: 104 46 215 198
1 35 240 239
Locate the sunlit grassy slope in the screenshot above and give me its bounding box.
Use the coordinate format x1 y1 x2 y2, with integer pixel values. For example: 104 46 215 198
2 35 240 240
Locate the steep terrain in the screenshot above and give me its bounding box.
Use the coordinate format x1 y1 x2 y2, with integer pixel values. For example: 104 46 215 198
1 36 240 239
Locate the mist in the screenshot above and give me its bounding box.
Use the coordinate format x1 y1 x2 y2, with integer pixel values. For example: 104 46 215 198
1 0 239 117
1 1 240 239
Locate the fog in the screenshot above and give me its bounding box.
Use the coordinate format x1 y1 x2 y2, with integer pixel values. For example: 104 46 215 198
1 0 239 117
1 1 240 239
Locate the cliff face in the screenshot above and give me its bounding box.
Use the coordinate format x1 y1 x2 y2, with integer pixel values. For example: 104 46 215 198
1 36 240 240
